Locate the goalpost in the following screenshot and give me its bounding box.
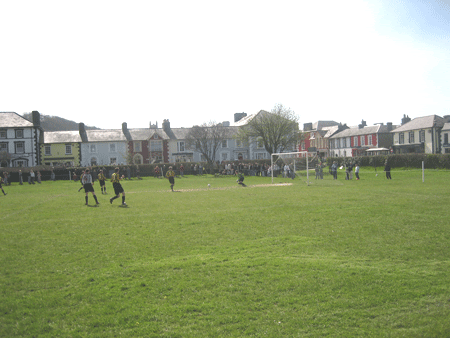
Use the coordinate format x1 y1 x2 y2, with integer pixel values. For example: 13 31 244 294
270 151 315 184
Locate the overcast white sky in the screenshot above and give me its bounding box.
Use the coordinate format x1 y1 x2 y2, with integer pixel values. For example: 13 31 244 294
1 0 449 130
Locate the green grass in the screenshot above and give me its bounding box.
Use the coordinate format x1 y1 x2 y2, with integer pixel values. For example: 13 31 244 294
1 169 450 337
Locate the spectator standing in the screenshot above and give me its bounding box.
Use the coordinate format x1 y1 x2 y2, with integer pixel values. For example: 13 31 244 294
355 164 360 180
331 161 338 180
30 170 35 184
384 161 392 179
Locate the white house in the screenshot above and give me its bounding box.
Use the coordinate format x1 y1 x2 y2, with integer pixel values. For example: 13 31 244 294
0 111 43 167
391 115 445 154
79 123 128 166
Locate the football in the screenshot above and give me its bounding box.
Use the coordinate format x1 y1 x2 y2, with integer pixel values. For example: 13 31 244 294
208 184 211 187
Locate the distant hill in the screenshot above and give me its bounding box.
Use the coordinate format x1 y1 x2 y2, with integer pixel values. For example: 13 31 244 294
22 113 100 131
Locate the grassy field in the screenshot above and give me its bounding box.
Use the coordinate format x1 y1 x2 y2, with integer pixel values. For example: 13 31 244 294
1 168 450 337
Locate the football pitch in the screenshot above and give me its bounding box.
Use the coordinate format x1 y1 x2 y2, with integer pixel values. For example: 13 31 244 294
1 169 450 337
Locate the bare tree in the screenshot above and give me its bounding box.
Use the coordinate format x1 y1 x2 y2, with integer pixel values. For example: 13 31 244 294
185 121 230 173
236 104 299 155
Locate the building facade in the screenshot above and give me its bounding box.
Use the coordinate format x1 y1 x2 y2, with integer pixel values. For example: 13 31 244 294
391 115 445 154
0 111 43 167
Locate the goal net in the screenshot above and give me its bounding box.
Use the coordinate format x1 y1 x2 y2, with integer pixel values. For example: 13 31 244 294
270 151 316 184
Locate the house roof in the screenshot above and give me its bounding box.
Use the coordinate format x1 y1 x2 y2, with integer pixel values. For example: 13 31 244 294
391 115 444 133
85 129 127 142
0 112 35 128
313 121 339 130
233 110 269 126
43 131 82 143
442 122 450 131
330 124 392 138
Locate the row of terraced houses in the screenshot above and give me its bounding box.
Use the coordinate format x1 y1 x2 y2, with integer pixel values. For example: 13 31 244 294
2 110 450 168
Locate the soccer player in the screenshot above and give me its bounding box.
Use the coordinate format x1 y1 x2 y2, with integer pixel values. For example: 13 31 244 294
82 169 99 206
165 166 176 191
110 167 126 206
98 169 107 194
0 176 7 195
236 170 247 187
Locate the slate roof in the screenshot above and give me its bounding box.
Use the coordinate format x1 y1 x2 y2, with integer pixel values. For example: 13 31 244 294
85 129 127 142
0 112 34 128
442 122 450 131
330 124 392 138
233 110 269 126
43 131 82 143
391 115 444 132
313 121 339 130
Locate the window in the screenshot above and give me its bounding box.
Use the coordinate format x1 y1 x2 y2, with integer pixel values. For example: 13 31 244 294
409 131 415 143
65 144 72 155
178 141 185 152
444 133 449 145
257 138 264 148
222 140 228 148
90 144 97 153
368 135 372 145
110 143 116 152
236 139 242 148
342 138 347 148
222 153 228 160
110 158 117 165
353 136 358 146
133 154 143 165
399 133 404 144
134 141 142 152
256 153 266 159
45 145 51 155
0 142 8 152
90 157 97 166
15 129 24 138
0 130 6 138
420 130 425 142
301 142 305 150
360 136 365 146
15 142 25 153
150 140 162 151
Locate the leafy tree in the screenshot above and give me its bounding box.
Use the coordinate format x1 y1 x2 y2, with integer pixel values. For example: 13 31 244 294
236 104 299 155
185 121 230 173
0 151 11 166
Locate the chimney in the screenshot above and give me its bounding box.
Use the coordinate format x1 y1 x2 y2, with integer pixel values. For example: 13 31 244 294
162 119 170 133
222 121 230 127
401 114 411 125
234 112 247 123
358 119 367 129
31 111 40 127
443 115 450 123
303 123 313 131
79 123 88 142
122 122 131 141
387 122 393 131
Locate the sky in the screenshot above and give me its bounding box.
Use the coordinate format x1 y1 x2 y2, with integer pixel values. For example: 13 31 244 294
1 0 449 130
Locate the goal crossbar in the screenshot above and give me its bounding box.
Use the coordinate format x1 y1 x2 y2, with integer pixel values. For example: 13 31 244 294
271 151 312 184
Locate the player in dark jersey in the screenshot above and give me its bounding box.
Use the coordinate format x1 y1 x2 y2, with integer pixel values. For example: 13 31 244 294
110 167 126 206
0 176 7 195
236 171 247 187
